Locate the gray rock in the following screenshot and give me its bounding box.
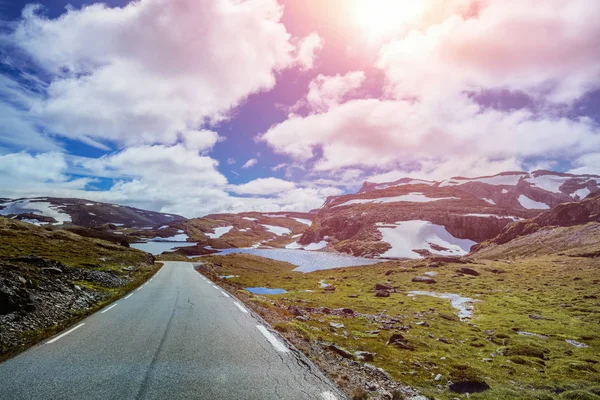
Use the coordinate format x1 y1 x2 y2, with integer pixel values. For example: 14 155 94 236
355 351 375 362
412 276 437 284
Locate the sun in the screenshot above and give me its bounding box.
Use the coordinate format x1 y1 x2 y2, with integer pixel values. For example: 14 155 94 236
352 0 424 37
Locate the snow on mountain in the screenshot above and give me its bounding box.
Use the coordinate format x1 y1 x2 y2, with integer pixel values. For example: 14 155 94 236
262 225 292 236
0 197 184 228
376 220 476 259
518 195 550 210
206 226 234 239
0 199 72 225
333 193 458 208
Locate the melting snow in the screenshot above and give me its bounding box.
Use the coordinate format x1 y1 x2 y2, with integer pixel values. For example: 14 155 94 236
518 195 550 210
262 225 292 236
304 241 328 251
242 217 257 221
291 217 312 226
408 291 478 321
572 187 591 200
482 198 496 205
0 200 72 225
206 226 233 239
440 173 525 187
285 241 303 249
374 179 435 190
465 214 522 221
334 193 458 208
525 174 570 193
377 220 476 259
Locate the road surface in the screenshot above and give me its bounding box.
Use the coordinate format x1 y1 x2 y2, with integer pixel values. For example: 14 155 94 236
0 262 345 399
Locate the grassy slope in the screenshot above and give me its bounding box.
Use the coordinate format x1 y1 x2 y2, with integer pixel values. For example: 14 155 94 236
198 253 600 399
0 218 159 360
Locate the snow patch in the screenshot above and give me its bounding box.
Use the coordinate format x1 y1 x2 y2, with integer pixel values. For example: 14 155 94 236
0 200 72 225
482 198 496 205
572 187 591 200
206 226 233 239
262 225 292 236
518 195 550 210
525 175 570 193
408 291 478 321
291 217 312 226
334 193 458 208
376 220 476 259
304 241 328 251
285 241 303 249
465 214 522 221
242 217 257 221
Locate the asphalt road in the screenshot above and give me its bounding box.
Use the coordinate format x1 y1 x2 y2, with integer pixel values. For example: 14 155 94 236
0 262 345 400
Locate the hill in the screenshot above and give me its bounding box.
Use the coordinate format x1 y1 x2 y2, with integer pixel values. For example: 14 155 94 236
0 197 184 228
0 218 157 360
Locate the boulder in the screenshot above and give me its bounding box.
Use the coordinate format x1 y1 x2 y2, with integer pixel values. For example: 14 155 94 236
287 306 304 316
375 290 390 297
327 344 354 359
457 267 480 276
387 333 414 350
411 276 437 284
374 283 394 291
329 322 345 329
323 285 336 292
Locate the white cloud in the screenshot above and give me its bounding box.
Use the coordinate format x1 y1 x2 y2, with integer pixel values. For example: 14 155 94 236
7 0 317 147
377 0 600 103
260 95 600 174
304 71 365 112
231 177 295 195
241 158 258 169
569 153 600 176
180 130 221 152
296 32 323 70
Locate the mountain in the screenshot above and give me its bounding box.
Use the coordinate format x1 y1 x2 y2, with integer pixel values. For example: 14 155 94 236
0 197 184 228
177 211 315 253
471 192 600 259
299 170 600 258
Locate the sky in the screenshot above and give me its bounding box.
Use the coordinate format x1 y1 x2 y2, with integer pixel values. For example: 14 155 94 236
0 0 599 217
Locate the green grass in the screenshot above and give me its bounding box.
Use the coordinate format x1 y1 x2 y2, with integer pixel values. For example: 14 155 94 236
199 253 600 399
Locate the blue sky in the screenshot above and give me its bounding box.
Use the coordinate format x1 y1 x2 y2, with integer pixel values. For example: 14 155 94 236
1 0 599 217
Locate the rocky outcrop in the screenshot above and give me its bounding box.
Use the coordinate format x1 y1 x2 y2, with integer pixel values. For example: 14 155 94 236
473 192 600 251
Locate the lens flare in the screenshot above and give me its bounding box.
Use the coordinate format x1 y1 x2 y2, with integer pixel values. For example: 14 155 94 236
352 0 424 37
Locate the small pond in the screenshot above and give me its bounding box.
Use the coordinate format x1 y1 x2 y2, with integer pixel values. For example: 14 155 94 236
245 287 288 295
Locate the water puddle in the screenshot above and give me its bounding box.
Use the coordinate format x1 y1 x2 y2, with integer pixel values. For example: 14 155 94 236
245 287 288 295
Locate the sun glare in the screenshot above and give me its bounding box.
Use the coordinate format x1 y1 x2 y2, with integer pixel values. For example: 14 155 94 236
352 0 423 37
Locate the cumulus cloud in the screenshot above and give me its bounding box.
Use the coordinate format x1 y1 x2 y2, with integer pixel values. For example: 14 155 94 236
261 0 600 178
230 177 295 195
296 32 324 70
304 71 365 112
7 0 319 147
377 0 600 103
241 158 258 169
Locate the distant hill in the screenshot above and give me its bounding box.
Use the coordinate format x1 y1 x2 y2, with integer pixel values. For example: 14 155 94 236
0 197 184 228
300 170 600 258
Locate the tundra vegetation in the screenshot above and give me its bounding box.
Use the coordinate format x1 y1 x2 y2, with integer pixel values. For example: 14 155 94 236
197 252 600 399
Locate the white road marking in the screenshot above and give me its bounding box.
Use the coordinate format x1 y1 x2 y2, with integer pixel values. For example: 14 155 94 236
234 301 248 313
137 286 143 291
320 392 338 400
101 303 118 313
256 325 289 353
220 291 231 298
212 285 219 290
46 323 85 344
125 293 134 300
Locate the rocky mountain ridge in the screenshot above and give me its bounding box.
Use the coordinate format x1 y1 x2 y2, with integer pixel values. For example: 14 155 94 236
301 170 600 258
0 197 184 228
